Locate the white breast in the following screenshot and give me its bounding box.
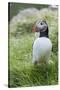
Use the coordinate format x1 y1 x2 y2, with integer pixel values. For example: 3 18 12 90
32 37 52 64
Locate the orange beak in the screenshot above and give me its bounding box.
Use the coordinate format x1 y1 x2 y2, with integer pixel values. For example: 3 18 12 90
32 25 36 32
32 25 39 32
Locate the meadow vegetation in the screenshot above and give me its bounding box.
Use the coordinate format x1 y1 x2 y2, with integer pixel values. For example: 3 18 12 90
9 7 58 87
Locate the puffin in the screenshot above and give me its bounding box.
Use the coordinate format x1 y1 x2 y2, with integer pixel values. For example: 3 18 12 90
32 20 52 65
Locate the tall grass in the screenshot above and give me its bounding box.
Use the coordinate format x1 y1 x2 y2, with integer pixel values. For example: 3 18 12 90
8 8 58 87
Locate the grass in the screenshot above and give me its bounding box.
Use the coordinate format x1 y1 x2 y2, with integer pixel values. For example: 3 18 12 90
9 3 48 21
8 7 58 87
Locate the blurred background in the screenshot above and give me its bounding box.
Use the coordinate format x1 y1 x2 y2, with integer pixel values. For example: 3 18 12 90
8 3 58 87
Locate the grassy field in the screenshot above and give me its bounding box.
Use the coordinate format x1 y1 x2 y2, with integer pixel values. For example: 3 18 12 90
9 3 48 21
8 7 58 87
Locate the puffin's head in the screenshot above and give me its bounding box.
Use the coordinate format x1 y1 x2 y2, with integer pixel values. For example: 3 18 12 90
32 20 49 37
32 20 48 32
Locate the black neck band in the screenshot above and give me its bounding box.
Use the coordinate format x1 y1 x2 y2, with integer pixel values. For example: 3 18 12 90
39 28 49 38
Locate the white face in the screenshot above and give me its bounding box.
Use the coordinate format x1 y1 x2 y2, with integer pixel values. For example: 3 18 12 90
35 20 48 32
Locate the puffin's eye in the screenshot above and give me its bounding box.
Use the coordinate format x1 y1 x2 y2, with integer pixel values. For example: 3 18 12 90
40 22 43 25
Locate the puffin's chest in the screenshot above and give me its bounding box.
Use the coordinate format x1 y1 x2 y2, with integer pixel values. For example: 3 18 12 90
33 37 52 63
